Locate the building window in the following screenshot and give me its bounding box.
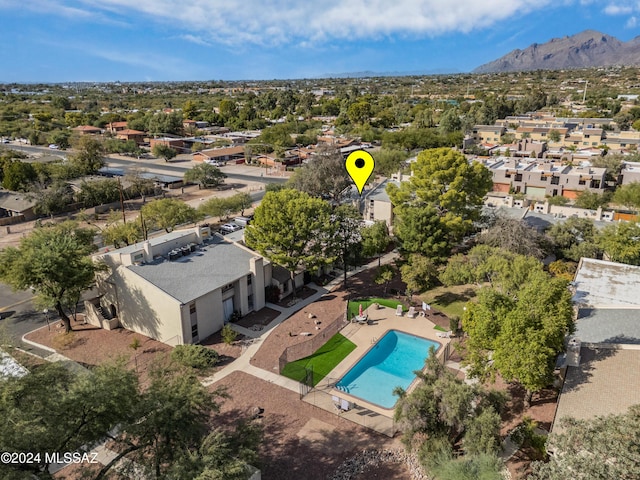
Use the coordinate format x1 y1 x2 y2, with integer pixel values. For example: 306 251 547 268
222 283 234 293
191 323 198 340
247 274 252 286
551 176 560 185
189 303 196 314
505 173 511 178
541 175 547 181
515 174 523 182
248 294 254 310
591 180 601 189
579 179 586 185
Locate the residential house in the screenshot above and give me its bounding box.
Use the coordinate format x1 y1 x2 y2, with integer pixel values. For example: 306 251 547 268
362 179 397 228
470 125 506 144
149 137 186 153
0 191 37 221
106 121 128 134
72 125 102 135
620 161 640 185
116 129 146 145
551 259 640 437
92 227 271 346
193 146 246 164
487 158 606 199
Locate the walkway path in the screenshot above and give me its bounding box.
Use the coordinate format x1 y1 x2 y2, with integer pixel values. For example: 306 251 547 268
200 251 399 389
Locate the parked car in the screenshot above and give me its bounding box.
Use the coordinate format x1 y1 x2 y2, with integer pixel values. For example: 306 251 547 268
219 223 242 234
233 216 251 227
48 144 59 149
204 159 222 167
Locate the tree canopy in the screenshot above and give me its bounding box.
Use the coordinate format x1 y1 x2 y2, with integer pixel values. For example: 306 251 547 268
141 198 202 233
244 189 334 291
0 221 100 332
183 163 227 189
529 405 640 480
387 148 492 260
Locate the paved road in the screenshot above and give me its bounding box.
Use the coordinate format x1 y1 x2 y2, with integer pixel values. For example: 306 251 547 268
0 283 51 355
1 143 288 185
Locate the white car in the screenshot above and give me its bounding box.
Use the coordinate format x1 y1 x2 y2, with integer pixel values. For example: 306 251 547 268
219 223 242 234
48 144 59 149
204 159 222 167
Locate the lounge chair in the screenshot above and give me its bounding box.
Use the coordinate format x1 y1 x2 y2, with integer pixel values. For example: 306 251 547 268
357 314 368 324
395 305 404 316
407 306 416 318
436 331 452 338
340 398 351 412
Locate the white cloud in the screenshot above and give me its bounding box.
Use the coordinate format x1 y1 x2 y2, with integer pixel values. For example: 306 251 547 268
604 4 633 15
76 0 559 46
626 15 638 27
178 34 211 46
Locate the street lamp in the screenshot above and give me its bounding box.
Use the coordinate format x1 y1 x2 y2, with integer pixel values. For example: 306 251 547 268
43 309 50 331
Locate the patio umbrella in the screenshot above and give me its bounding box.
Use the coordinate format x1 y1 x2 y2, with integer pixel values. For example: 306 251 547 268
359 304 363 317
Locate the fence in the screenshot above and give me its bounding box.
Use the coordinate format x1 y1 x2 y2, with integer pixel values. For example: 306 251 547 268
277 312 348 373
303 387 398 437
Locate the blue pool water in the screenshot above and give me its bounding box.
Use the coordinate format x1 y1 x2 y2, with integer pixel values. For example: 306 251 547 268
335 330 439 409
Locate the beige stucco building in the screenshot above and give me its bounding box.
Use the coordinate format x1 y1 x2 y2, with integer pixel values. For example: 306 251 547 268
92 226 270 346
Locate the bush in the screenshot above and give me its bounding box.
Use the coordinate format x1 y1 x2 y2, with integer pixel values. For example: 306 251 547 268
171 344 219 369
52 332 79 350
221 324 237 345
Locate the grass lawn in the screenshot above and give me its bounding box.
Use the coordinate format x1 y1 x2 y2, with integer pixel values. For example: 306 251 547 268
281 333 356 386
420 284 480 319
347 298 406 319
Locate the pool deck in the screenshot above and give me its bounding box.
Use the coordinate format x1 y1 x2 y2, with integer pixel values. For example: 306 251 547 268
309 305 451 421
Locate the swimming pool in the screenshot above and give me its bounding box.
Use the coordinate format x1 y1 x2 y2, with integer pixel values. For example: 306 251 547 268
335 330 439 409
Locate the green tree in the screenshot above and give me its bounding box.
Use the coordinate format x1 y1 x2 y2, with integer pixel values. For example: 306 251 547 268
329 204 362 287
30 180 75 218
400 254 439 294
198 196 237 221
373 148 409 177
47 130 71 149
1 159 37 191
152 143 177 162
0 362 139 476
0 221 100 332
141 198 202 233
70 136 105 174
361 221 391 266
182 99 198 120
479 215 552 260
245 189 334 296
76 178 120 207
219 99 238 121
287 144 351 203
529 405 640 480
597 221 640 265
548 129 561 142
547 217 600 261
374 265 394 296
464 270 574 406
431 454 504 480
102 220 144 248
574 190 611 210
613 181 640 211
347 100 372 125
388 148 492 259
183 163 227 189
230 192 253 216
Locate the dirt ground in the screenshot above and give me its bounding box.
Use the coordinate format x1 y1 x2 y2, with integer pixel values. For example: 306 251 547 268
212 371 405 480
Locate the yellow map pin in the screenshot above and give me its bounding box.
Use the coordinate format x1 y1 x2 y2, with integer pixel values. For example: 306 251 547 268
345 150 375 195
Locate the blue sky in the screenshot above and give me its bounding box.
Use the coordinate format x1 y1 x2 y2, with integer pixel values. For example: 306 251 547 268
0 0 639 83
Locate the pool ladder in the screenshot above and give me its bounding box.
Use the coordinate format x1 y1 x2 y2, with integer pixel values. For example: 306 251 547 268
371 337 377 344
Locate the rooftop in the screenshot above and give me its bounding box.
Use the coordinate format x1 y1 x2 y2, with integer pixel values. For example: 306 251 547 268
127 236 260 304
572 259 640 308
575 308 640 344
553 346 640 434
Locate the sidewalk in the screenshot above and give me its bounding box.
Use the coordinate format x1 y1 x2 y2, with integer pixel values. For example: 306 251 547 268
201 251 399 389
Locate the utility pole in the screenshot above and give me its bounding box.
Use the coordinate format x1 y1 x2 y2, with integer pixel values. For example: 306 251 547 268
117 177 126 223
582 81 588 104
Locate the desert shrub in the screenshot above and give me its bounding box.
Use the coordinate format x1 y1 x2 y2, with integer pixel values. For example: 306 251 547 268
171 344 219 369
52 332 79 350
221 324 238 345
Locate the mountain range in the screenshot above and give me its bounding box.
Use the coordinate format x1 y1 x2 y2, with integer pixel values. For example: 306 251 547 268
474 30 640 73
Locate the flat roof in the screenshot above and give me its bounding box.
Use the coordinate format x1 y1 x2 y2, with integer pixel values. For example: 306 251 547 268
576 308 640 344
573 259 640 308
553 347 640 434
128 238 259 304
